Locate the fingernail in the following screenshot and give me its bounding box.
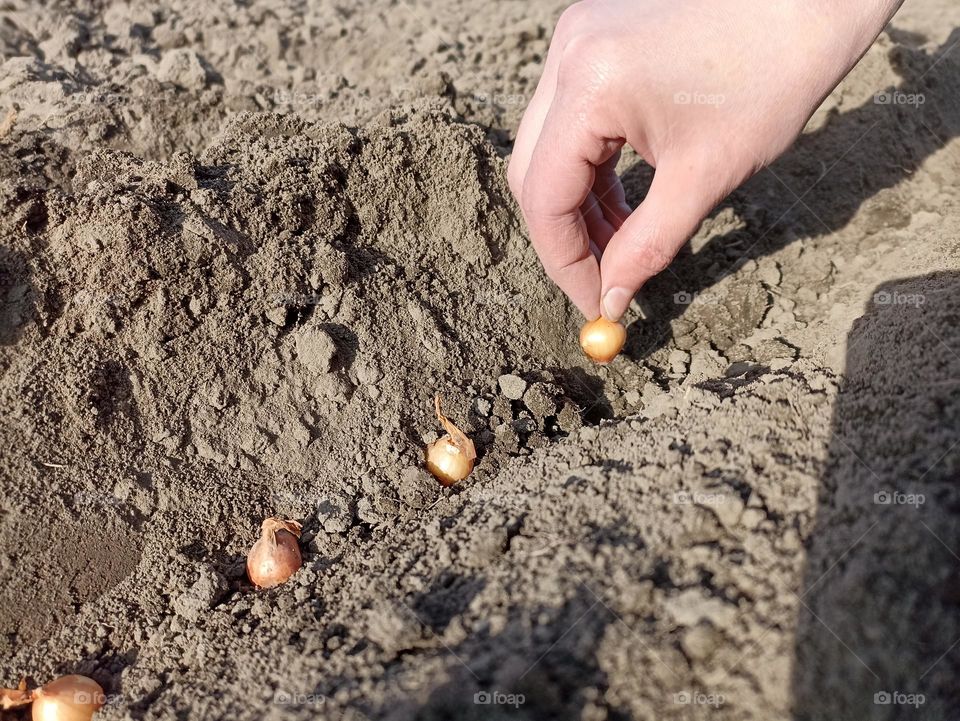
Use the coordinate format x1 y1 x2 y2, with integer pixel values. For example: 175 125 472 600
602 287 631 321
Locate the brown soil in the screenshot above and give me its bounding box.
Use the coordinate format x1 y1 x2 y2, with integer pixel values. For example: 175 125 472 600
1 1 959 720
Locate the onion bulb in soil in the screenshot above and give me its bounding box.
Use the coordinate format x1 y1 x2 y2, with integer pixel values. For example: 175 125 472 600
31 675 104 721
580 317 626 364
246 517 303 589
426 395 476 486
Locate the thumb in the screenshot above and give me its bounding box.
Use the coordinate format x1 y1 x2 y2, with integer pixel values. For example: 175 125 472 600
599 159 722 321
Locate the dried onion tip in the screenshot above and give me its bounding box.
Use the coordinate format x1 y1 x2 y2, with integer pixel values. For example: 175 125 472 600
31 675 105 721
246 517 303 589
579 317 626 364
425 395 476 486
0 679 31 711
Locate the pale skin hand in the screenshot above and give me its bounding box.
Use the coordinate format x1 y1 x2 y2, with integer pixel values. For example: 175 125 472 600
509 0 906 321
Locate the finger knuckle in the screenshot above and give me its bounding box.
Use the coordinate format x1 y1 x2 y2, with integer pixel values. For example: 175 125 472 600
641 241 675 275
520 191 546 223
557 33 618 103
544 251 585 284
553 2 589 43
519 183 564 227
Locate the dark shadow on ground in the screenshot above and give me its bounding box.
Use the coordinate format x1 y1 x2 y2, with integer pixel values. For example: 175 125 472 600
0 244 32 347
791 271 960 719
401 578 633 721
618 30 960 359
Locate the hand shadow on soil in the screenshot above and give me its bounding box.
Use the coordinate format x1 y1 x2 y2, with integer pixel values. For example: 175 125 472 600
791 271 960 719
405 584 625 721
0 245 33 346
617 29 960 359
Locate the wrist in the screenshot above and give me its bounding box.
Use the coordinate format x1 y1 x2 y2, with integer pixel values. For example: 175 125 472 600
804 0 906 66
771 0 905 108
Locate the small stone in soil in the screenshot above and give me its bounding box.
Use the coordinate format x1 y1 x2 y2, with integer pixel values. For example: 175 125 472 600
497 373 527 400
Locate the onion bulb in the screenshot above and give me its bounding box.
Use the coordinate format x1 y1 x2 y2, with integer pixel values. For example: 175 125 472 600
579 317 626 363
31 675 104 721
425 395 476 486
246 517 303 589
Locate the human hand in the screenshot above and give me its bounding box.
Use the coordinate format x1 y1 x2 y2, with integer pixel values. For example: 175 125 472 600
509 0 905 321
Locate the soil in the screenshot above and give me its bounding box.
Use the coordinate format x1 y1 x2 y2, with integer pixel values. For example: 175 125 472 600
1 1 959 720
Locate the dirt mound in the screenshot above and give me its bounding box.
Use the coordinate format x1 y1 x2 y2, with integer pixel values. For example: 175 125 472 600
3 104 593 483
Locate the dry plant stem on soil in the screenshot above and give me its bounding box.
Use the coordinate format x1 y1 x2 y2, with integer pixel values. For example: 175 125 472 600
0 679 31 709
425 395 477 486
0 107 16 139
246 518 303 589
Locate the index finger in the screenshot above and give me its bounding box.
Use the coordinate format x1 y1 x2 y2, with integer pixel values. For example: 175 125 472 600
520 105 620 320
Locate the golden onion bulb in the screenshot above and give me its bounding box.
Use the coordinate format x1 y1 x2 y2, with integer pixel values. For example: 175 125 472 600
246 517 303 589
426 396 476 486
32 675 104 721
579 317 626 363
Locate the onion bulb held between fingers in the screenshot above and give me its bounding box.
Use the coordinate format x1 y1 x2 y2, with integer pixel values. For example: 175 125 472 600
426 395 476 486
246 517 303 588
579 317 626 364
31 675 105 721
